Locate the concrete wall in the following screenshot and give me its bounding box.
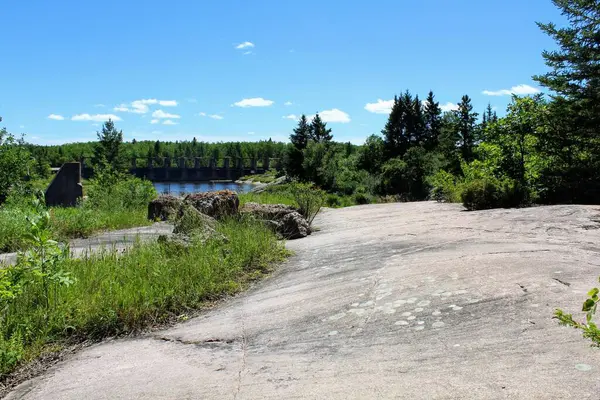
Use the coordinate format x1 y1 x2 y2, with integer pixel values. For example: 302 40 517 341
45 162 83 207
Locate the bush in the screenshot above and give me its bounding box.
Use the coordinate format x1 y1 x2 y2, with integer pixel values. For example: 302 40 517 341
461 178 531 211
290 183 326 225
353 191 371 205
326 194 342 207
461 179 502 211
428 170 461 203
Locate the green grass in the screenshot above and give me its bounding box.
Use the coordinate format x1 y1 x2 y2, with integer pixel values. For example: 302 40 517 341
239 191 297 207
0 217 288 378
0 206 151 253
238 169 280 184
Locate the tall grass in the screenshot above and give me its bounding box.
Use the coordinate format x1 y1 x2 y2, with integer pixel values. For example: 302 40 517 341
0 174 155 253
0 217 288 378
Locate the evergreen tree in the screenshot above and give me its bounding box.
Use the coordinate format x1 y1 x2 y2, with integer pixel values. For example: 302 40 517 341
411 95 425 146
285 115 311 178
290 115 311 149
534 0 600 132
310 113 333 143
92 119 126 172
423 91 442 151
453 95 479 162
382 95 404 158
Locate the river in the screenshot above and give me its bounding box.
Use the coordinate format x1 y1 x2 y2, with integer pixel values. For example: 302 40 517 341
153 181 255 196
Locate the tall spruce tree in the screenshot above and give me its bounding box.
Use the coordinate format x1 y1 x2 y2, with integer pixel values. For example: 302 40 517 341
310 113 333 143
92 119 126 172
423 91 442 151
453 95 479 162
382 95 405 158
532 0 600 202
285 114 312 178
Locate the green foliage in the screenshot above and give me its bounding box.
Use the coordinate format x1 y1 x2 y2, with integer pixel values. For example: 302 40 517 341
353 191 372 205
555 277 600 347
461 179 503 211
290 183 326 225
92 120 126 172
428 170 461 203
0 213 287 377
454 95 479 162
0 128 33 205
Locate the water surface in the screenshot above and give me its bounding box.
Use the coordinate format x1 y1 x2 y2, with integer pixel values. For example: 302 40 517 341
153 181 254 196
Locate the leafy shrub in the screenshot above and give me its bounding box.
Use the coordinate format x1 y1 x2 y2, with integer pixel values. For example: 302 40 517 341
461 179 502 211
555 278 600 346
290 183 326 225
428 170 461 203
353 191 371 205
326 194 342 207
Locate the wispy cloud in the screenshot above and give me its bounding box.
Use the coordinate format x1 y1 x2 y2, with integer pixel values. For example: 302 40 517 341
114 99 177 114
309 109 351 123
440 102 459 112
198 112 223 120
94 104 105 108
364 99 394 114
283 114 298 120
235 41 255 49
152 110 180 119
47 114 65 121
187 98 198 103
163 120 178 125
150 119 160 124
482 84 541 96
233 97 274 107
284 101 293 106
243 51 253 55
72 114 122 122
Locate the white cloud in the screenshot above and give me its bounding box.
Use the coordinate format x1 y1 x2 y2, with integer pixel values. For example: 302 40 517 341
236 41 255 49
152 109 180 119
19 125 25 129
94 104 105 108
150 119 160 124
163 120 177 125
47 114 65 121
233 97 274 107
364 99 394 114
198 112 223 120
310 109 351 123
248 131 255 135
243 51 253 55
284 101 293 106
482 84 541 96
114 104 130 112
440 102 459 112
283 114 298 120
71 114 122 122
187 98 198 103
113 99 177 114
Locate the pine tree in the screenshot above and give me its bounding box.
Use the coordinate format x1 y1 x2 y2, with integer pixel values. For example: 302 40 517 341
453 95 479 162
310 113 333 143
382 95 405 158
534 0 600 132
290 115 311 149
411 95 425 146
423 91 442 151
92 119 126 172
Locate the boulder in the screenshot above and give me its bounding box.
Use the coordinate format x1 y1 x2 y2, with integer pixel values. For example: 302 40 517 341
279 211 311 239
173 205 217 235
240 202 311 240
148 195 183 221
184 190 239 219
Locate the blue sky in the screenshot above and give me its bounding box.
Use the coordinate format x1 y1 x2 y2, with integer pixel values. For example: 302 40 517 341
1 0 562 145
